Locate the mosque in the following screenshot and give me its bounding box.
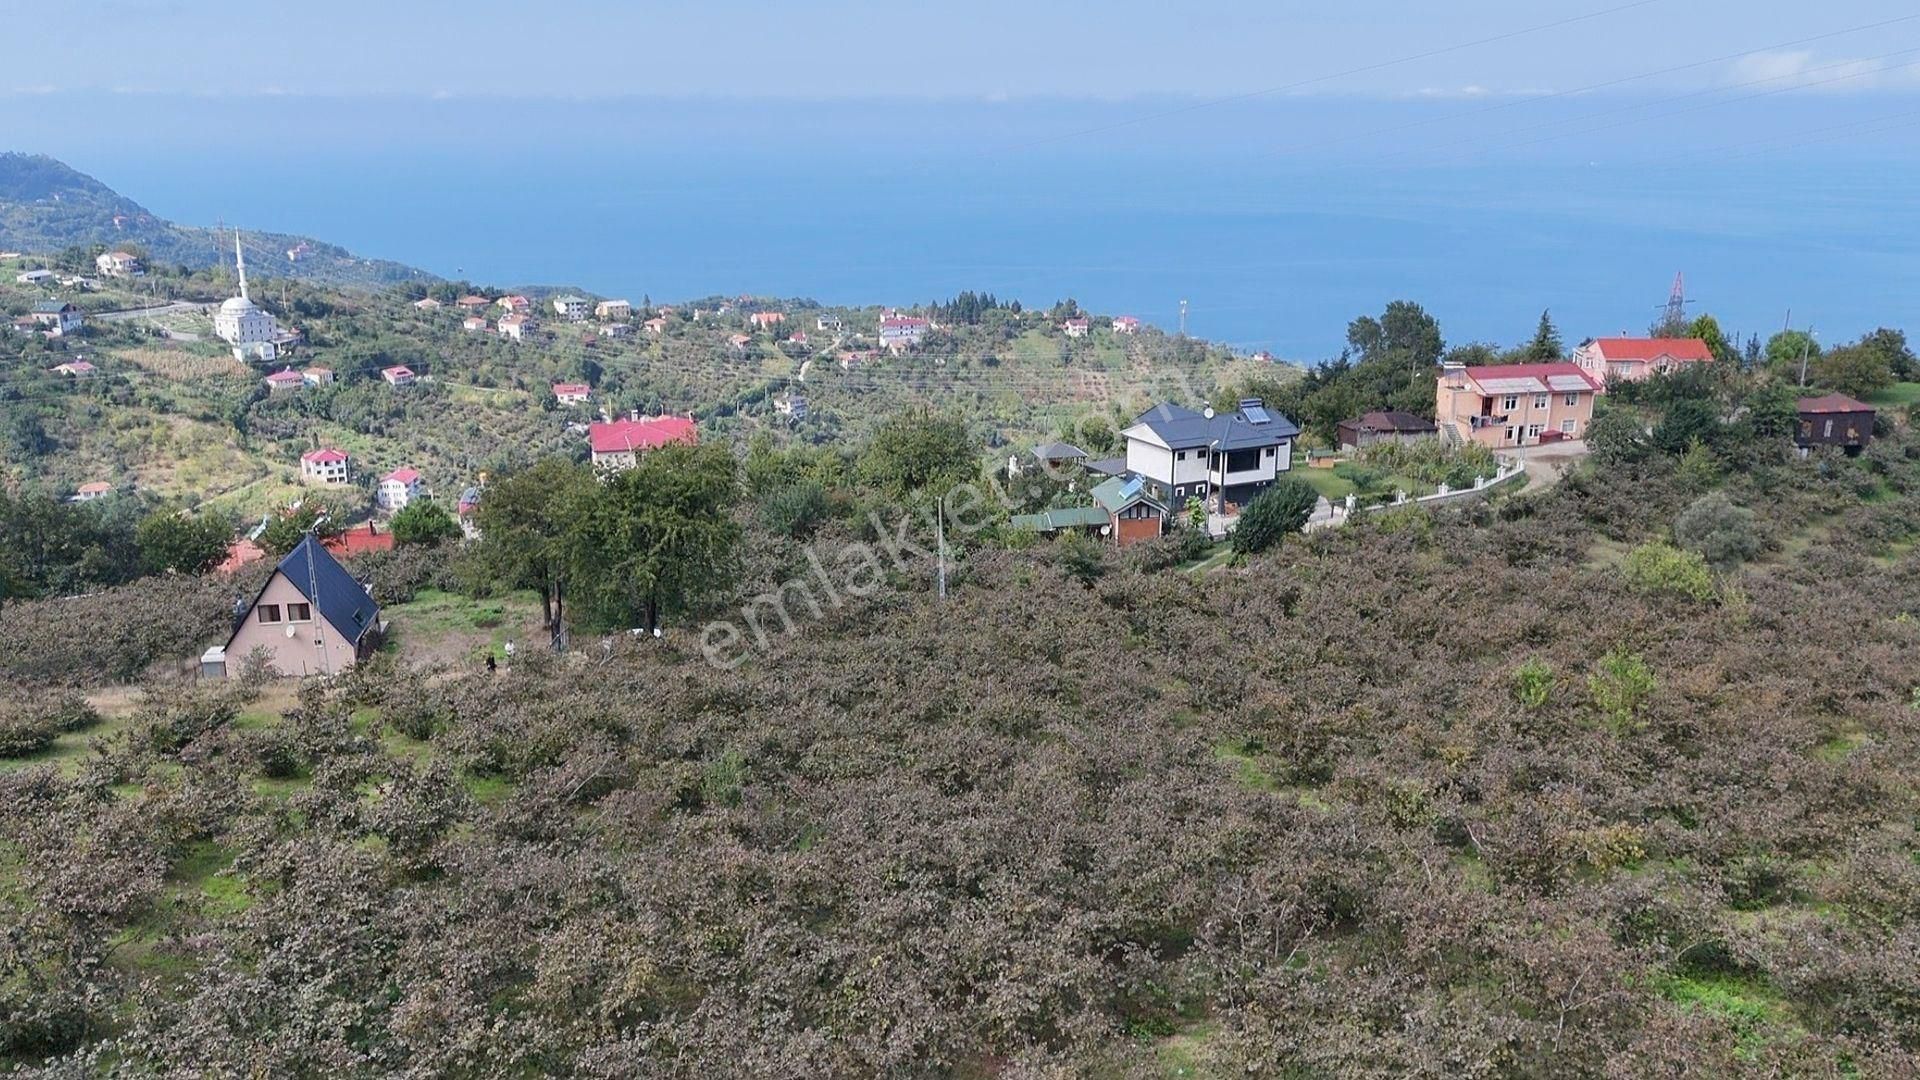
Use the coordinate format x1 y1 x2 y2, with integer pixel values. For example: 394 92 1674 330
214 231 279 363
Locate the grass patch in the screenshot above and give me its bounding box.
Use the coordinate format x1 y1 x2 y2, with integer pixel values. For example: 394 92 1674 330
1212 739 1278 792
1652 970 1795 1057
1179 545 1235 575
462 773 513 804
1814 730 1870 762
1866 382 1920 408
1156 1021 1220 1078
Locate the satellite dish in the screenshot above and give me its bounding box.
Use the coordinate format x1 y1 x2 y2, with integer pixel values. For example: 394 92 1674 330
284 625 297 639
1203 406 1215 419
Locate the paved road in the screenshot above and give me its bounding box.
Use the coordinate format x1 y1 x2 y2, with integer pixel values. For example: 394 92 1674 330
91 301 208 322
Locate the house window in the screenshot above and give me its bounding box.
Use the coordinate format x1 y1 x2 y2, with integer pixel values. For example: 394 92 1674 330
1176 450 1187 461
1823 419 1833 438
1533 394 1548 409
1527 424 1543 440
1174 486 1185 498
1504 427 1516 443
1501 395 1518 412
1264 446 1275 457
1564 393 1578 407
288 603 312 622
1561 419 1576 434
258 604 282 624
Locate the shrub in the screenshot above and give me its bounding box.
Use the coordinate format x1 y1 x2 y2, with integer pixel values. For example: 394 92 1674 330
1232 477 1318 555
1624 542 1717 603
1512 658 1554 710
1590 649 1658 733
757 481 829 539
0 690 100 757
1673 492 1759 571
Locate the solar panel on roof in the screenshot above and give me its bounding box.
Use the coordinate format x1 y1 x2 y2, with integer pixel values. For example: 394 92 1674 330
1242 404 1271 424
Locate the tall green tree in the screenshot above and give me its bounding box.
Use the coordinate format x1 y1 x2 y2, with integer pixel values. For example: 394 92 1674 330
473 457 597 634
1686 314 1737 367
1765 330 1822 381
1811 344 1894 400
1232 477 1318 555
857 410 978 497
565 444 739 631
136 511 232 575
389 499 460 547
1526 310 1563 361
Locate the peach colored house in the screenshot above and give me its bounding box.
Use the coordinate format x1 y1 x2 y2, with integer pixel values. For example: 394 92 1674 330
1572 337 1713 387
220 535 382 679
1435 362 1601 448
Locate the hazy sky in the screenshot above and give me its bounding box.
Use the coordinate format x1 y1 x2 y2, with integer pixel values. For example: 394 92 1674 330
20 0 1920 101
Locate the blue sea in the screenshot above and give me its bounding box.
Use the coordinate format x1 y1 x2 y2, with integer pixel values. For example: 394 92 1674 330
20 93 1920 359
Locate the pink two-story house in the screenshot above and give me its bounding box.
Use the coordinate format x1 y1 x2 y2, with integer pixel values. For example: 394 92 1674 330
1435 362 1601 448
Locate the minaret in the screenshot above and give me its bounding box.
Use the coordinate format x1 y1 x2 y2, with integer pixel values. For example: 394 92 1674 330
234 230 249 301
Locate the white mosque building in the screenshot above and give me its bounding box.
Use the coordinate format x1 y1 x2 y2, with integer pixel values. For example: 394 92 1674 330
214 231 279 363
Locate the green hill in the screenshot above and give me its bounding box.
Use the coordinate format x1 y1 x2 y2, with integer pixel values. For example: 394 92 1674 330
0 152 435 289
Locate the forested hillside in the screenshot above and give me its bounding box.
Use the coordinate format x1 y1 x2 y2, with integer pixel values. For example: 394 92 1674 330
0 154 432 289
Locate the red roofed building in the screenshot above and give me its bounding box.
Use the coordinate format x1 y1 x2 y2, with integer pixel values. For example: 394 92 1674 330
456 295 492 310
381 365 416 386
1572 337 1715 387
300 447 352 484
589 414 698 472
323 520 396 558
497 295 531 313
217 537 266 576
378 467 422 510
553 382 592 405
263 368 305 394
1435 362 1602 447
751 311 786 329
1112 315 1141 335
71 481 113 503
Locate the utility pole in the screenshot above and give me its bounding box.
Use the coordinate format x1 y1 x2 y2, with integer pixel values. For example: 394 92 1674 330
1799 327 1816 387
935 496 947 601
1178 299 1189 338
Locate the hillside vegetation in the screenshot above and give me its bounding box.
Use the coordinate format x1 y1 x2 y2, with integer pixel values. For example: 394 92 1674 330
0 154 432 289
4 393 1920 1073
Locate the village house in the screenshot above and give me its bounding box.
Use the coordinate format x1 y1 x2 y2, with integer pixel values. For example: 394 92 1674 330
727 333 752 354
300 447 352 484
285 241 312 262
463 316 489 332
9 316 33 335
497 295 531 313
70 481 112 503
1796 394 1876 455
1119 398 1301 510
588 414 698 471
774 393 808 420
51 360 96 377
1029 441 1089 473
839 349 877 370
499 312 534 341
15 269 53 284
751 311 786 331
1335 410 1439 450
816 314 844 333
552 382 592 405
455 295 491 311
878 315 930 352
1112 315 1141 335
324 520 395 558
94 250 142 277
786 330 810 349
30 301 82 336
1572 337 1714 386
412 297 442 311
216 535 383 680
643 317 668 335
553 295 591 321
595 299 632 321
262 368 305 394
302 366 335 387
381 365 416 386
598 322 634 339
378 467 422 511
1062 317 1091 339
1434 362 1601 447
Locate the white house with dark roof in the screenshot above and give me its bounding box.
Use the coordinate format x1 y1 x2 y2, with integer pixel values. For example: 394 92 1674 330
1119 398 1300 509
553 295 591 321
31 301 82 336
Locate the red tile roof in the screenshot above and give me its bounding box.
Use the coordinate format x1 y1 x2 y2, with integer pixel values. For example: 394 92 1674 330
382 467 420 484
382 365 415 379
301 448 349 464
322 521 395 557
589 416 698 455
264 369 303 384
217 538 265 576
1588 337 1714 362
552 382 590 396
1797 393 1875 415
76 481 112 494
